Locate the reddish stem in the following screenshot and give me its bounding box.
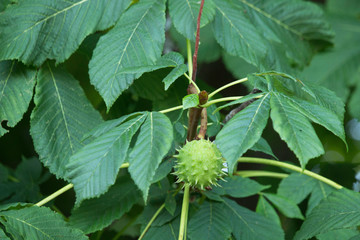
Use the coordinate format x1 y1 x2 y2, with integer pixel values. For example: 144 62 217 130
186 0 206 141
192 0 205 82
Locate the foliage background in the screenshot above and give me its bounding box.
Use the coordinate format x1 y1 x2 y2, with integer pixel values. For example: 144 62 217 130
0 0 360 239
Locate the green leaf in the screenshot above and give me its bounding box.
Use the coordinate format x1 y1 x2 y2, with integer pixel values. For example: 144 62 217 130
69 176 141 234
285 95 346 146
306 181 335 216
0 0 128 66
270 93 324 168
223 198 284 240
96 1 131 30
308 85 345 124
0 61 36 137
89 0 166 109
263 193 304 220
182 94 199 110
66 114 146 204
0 229 10 240
30 62 102 179
151 158 176 184
213 92 264 113
163 64 188 91
211 176 270 198
250 137 278 160
212 0 267 67
142 216 180 240
317 229 360 240
165 193 176 216
0 206 87 240
277 173 316 204
216 93 271 174
294 189 360 240
256 195 281 226
188 201 232 240
83 112 144 139
128 112 173 201
5 157 48 203
168 0 215 41
238 0 333 69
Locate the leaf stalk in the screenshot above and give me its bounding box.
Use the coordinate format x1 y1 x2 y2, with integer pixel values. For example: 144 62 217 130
237 157 343 189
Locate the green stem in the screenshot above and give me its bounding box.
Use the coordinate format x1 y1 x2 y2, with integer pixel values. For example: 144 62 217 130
184 73 200 93
186 39 193 79
200 96 244 108
238 157 343 189
8 175 20 183
138 204 165 240
236 170 288 179
35 183 74 207
159 105 183 114
178 184 190 240
208 77 248 99
35 163 130 207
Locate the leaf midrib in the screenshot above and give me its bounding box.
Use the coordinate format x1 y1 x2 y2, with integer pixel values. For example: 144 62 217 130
109 5 152 88
0 61 15 104
47 62 75 155
10 0 90 44
239 0 303 38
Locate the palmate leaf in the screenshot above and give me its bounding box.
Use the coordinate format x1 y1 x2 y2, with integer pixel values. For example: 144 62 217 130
263 193 304 220
188 201 232 240
238 0 333 69
89 0 166 110
306 181 335 216
270 93 324 168
250 137 278 159
294 189 360 240
168 0 215 41
285 95 346 146
143 216 180 240
223 198 284 240
216 93 270 174
69 176 141 234
212 0 267 67
0 60 36 137
128 112 173 201
66 114 146 204
30 62 102 179
256 195 281 226
277 173 316 204
0 206 87 240
0 0 129 66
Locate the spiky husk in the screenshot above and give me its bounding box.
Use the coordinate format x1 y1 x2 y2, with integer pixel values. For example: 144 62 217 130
174 139 224 189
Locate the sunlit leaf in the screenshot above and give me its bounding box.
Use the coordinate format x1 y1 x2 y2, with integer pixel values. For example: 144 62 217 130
66 114 146 204
0 0 129 66
0 206 87 240
216 93 271 173
30 62 102 179
294 189 360 240
128 112 173 201
89 0 166 109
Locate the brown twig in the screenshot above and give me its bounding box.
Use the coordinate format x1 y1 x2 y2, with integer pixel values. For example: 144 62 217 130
192 0 205 82
197 108 208 139
186 0 206 141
